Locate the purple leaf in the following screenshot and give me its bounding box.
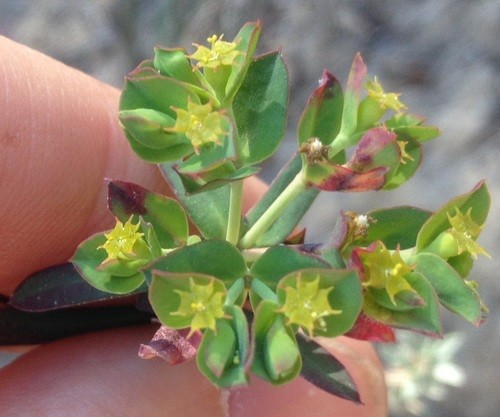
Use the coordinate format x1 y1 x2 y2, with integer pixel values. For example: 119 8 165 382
107 180 148 219
138 326 201 366
9 263 138 312
297 333 361 403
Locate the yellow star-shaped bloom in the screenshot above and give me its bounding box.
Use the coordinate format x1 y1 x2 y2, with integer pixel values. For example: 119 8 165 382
280 275 341 336
171 278 226 334
189 34 241 70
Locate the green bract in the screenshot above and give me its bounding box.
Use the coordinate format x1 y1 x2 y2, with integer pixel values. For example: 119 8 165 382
53 21 493 400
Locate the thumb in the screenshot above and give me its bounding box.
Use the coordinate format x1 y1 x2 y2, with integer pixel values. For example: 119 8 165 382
0 36 168 295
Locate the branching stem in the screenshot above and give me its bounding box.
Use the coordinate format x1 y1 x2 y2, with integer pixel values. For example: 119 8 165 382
239 171 307 248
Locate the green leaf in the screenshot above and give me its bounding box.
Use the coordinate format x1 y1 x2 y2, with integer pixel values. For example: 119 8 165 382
363 272 442 336
297 333 360 403
149 239 246 288
448 252 474 278
250 245 330 290
321 247 347 269
416 181 490 251
367 287 425 312
119 71 201 162
414 253 485 324
72 234 146 294
383 139 422 189
107 180 189 248
277 269 362 337
244 154 319 246
176 165 260 195
160 164 230 239
393 125 440 142
297 70 344 146
118 110 193 163
351 206 431 250
153 47 200 86
9 263 140 312
225 21 262 101
196 305 250 388
118 109 185 150
233 51 289 165
124 134 193 163
120 70 200 118
251 300 302 385
385 113 440 143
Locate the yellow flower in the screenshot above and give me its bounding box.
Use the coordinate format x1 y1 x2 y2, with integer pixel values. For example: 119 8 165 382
280 275 341 336
171 99 226 153
98 217 145 262
359 242 415 305
189 34 240 70
366 77 406 112
447 207 490 259
171 277 226 334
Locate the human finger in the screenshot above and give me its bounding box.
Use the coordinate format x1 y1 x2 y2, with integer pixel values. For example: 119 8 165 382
0 325 386 417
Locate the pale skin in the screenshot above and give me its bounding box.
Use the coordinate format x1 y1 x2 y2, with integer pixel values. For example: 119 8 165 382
0 36 388 416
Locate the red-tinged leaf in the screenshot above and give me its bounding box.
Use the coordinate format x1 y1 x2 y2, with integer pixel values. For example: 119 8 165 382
348 126 398 172
345 53 367 97
297 69 344 147
138 326 202 365
345 313 396 343
330 54 368 153
107 179 188 248
313 164 388 192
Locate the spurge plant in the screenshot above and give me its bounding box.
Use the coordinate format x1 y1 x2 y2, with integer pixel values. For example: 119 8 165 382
8 22 491 403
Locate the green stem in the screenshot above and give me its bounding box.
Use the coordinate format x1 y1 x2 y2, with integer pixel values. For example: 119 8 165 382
251 278 278 302
225 278 245 306
226 180 244 245
328 130 349 158
239 171 307 249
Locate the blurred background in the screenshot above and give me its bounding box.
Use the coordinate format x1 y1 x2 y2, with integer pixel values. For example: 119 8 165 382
0 1 498 416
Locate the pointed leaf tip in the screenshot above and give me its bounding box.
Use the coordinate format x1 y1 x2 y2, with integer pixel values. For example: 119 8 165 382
107 179 148 218
138 326 201 365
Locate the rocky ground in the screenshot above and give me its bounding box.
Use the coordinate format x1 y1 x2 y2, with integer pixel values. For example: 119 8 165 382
1 1 498 416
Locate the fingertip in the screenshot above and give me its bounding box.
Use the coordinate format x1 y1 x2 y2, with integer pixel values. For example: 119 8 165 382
229 337 387 417
0 325 224 417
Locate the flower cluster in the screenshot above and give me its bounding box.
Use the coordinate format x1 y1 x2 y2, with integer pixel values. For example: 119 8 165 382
61 22 492 400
